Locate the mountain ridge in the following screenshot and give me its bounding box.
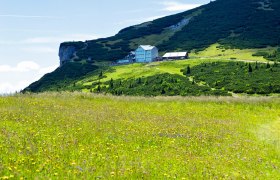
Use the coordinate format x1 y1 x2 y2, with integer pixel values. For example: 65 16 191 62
58 0 280 65
24 0 280 93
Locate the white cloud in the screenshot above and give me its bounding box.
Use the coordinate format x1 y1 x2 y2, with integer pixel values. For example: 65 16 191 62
21 47 57 53
17 61 41 72
23 34 99 44
116 15 166 26
0 61 40 73
0 34 99 45
116 1 202 26
0 65 11 73
160 1 202 12
0 14 63 19
0 81 31 94
0 62 59 94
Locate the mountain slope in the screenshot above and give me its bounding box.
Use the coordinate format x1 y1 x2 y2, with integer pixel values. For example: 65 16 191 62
25 0 280 93
59 0 280 63
24 58 280 96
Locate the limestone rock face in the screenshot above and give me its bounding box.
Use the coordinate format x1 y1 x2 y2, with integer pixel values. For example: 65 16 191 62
59 45 76 66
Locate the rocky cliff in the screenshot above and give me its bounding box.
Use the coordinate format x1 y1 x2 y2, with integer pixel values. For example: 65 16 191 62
59 45 76 66
58 42 85 66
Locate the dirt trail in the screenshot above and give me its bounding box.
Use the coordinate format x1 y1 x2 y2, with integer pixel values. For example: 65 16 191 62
71 42 89 61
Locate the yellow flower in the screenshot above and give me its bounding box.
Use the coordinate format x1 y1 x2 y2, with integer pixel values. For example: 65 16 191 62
110 172 115 176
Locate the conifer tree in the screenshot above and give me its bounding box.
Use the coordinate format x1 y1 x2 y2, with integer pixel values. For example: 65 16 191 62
186 65 191 74
99 71 103 78
109 78 114 89
248 63 253 72
97 85 101 92
255 62 258 70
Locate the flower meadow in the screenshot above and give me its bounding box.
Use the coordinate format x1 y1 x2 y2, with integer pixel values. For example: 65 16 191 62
0 93 279 179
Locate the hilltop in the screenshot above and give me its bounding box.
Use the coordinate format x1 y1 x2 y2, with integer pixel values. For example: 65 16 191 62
58 0 280 64
24 0 280 94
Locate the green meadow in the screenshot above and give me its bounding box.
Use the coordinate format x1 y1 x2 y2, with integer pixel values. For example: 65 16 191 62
191 44 276 62
81 59 232 87
0 93 279 179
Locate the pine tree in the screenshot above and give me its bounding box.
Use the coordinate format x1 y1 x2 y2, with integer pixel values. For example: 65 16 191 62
137 78 142 84
99 71 103 78
97 85 101 92
109 78 114 89
186 66 191 74
248 63 253 73
255 62 258 70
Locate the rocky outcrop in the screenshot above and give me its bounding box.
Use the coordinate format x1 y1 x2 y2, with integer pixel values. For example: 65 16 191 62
58 45 77 66
168 18 191 31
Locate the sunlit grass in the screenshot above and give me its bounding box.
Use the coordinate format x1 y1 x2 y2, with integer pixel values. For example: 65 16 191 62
82 58 229 86
0 93 279 179
80 44 277 88
192 43 276 62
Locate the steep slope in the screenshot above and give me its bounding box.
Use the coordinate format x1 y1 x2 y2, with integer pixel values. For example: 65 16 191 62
24 63 98 92
59 0 280 64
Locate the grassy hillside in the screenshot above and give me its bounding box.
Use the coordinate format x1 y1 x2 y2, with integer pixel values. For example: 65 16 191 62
24 58 280 96
0 93 279 179
56 59 280 96
24 63 98 92
92 61 280 96
191 44 277 61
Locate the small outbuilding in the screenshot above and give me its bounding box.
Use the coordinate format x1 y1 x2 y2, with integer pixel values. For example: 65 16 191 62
116 59 132 64
162 52 188 60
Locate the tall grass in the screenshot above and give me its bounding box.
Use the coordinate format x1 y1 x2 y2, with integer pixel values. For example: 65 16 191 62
0 93 279 179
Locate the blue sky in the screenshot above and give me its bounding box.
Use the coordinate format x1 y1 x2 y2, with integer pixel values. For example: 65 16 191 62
0 0 209 93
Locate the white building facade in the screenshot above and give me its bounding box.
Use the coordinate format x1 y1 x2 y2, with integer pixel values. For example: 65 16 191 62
135 45 158 63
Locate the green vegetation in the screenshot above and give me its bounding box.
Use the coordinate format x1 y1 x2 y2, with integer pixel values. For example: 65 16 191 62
162 0 280 51
253 48 280 62
41 0 280 93
96 73 229 96
183 61 280 94
24 63 98 92
61 0 280 62
23 59 218 93
24 59 280 96
191 43 275 62
0 93 279 179
87 61 279 96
